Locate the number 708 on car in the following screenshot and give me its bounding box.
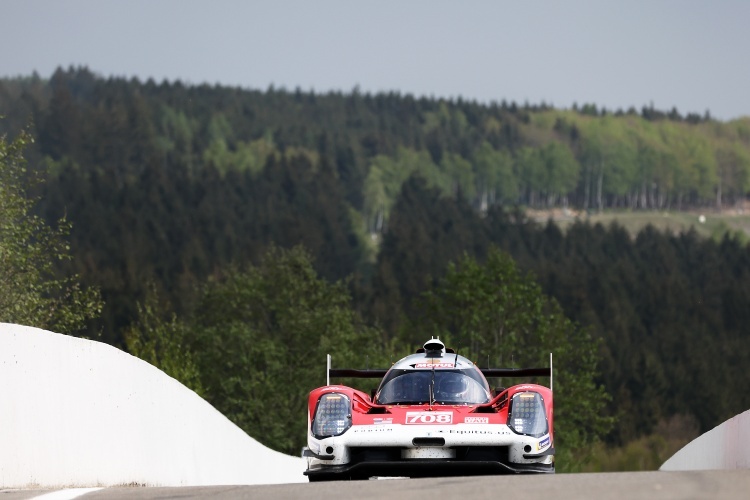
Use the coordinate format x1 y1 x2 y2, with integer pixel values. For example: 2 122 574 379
405 411 453 424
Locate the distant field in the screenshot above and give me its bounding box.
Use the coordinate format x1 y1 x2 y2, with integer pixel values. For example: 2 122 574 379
529 206 750 242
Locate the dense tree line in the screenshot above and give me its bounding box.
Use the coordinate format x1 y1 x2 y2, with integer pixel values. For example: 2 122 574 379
370 178 750 443
1 68 749 461
2 67 749 223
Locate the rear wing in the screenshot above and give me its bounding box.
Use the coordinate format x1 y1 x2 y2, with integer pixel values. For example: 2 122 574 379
485 354 553 391
326 355 387 384
480 367 550 378
327 353 554 392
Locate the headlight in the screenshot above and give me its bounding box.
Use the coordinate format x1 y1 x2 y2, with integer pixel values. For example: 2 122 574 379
312 393 352 438
508 391 548 437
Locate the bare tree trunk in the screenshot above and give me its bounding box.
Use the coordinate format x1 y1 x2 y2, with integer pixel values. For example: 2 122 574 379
716 176 723 210
494 325 503 352
583 163 591 211
597 160 604 213
375 207 388 234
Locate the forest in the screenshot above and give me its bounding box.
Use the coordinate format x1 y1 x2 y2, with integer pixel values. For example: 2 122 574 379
1 66 749 471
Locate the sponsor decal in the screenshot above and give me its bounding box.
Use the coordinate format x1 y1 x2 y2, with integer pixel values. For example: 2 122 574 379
464 417 489 424
447 429 497 435
354 427 393 433
414 362 455 369
537 435 551 450
405 411 453 424
373 417 393 425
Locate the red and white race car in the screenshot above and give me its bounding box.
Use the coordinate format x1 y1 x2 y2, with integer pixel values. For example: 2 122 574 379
303 338 554 481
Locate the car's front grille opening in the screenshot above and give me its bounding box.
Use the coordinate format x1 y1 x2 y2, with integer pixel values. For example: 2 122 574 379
350 447 403 464
412 437 446 447
455 446 508 461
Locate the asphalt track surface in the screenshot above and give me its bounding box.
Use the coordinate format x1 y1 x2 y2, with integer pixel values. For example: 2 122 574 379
3 470 750 500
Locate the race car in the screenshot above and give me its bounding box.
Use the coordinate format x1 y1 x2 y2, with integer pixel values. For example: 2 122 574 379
303 337 554 481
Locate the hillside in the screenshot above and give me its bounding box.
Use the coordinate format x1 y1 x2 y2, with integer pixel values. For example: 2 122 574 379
2 67 750 466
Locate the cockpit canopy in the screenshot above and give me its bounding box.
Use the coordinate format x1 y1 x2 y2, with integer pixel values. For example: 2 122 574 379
375 368 491 405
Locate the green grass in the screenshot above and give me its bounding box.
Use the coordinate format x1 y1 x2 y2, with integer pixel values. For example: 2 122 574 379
532 208 750 243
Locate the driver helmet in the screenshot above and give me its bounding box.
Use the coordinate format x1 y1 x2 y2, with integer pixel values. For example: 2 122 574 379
438 376 468 399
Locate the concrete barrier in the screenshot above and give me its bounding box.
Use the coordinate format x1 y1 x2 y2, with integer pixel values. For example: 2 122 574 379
0 323 306 488
660 409 750 471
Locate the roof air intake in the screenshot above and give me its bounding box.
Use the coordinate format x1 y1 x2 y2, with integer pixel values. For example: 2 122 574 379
423 337 446 354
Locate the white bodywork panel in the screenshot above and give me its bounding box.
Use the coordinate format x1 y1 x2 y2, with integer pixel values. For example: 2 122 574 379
307 423 553 467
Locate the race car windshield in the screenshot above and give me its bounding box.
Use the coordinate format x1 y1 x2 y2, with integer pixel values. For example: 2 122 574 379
376 369 491 405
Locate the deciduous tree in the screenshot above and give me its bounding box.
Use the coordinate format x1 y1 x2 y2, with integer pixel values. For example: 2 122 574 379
0 129 101 333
